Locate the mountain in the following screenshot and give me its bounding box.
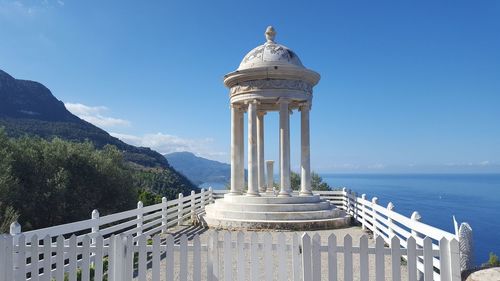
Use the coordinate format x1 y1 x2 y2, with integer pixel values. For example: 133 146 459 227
0 69 196 191
165 152 231 185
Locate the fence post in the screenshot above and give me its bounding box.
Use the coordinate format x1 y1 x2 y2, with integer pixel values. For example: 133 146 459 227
411 211 422 240
8 221 20 280
201 188 206 209
161 197 168 234
371 197 379 239
137 201 143 236
361 194 367 231
9 221 21 236
352 191 358 220
9 221 21 244
190 190 196 222
209 187 214 203
411 211 423 281
91 209 99 244
342 187 348 212
178 193 184 226
457 222 474 273
387 202 395 238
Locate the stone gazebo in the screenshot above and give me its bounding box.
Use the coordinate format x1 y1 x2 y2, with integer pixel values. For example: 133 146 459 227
204 26 349 230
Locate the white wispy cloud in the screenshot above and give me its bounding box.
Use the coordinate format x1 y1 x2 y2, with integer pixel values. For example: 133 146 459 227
0 0 62 18
65 103 131 128
0 1 36 18
110 132 227 162
444 161 496 167
65 102 226 161
367 163 386 170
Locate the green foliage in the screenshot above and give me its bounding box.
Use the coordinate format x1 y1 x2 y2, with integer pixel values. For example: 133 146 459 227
0 205 19 233
290 172 301 190
0 127 198 232
0 118 170 169
133 168 197 201
0 130 135 231
488 252 500 267
311 172 331 191
58 261 108 281
290 171 332 191
224 171 332 192
137 188 162 205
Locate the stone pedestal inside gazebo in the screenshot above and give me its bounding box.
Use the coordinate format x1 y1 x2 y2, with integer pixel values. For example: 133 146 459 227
203 26 349 230
204 194 350 230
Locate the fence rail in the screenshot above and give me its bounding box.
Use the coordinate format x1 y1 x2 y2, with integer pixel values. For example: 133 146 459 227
1 187 470 281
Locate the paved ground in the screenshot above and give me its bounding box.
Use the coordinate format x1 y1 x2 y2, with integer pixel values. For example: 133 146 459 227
140 224 409 281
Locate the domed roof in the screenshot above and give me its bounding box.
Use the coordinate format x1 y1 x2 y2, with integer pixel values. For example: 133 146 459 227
238 26 304 70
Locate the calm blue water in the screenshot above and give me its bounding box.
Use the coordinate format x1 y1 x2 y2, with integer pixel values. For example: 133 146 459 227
322 174 500 265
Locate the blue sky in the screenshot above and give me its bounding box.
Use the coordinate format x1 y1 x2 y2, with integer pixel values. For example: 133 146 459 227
1 0 499 173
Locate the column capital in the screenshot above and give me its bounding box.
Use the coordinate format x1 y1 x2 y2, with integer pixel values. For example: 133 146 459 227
257 110 267 117
230 103 245 112
299 102 312 111
245 99 260 105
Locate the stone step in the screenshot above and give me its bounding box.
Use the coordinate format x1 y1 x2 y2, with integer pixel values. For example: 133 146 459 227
205 205 343 221
202 215 351 231
222 194 322 204
211 200 333 212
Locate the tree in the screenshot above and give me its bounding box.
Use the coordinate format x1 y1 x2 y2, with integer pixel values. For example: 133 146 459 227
0 129 20 232
0 204 18 234
311 172 331 191
0 132 137 231
290 171 331 191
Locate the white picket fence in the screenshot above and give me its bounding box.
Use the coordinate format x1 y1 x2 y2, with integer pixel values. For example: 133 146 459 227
8 188 215 243
1 188 468 281
316 189 472 280
0 229 460 281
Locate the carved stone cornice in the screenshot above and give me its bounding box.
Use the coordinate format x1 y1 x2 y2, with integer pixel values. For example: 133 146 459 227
230 79 313 95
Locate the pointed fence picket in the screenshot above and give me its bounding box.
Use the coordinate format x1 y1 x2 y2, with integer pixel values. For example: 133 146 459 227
1 229 461 281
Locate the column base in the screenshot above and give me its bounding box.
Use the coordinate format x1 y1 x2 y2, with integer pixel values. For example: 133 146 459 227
299 190 313 196
246 192 261 197
226 191 242 196
278 191 291 197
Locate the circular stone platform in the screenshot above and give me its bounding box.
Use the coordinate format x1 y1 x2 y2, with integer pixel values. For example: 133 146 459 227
202 194 351 231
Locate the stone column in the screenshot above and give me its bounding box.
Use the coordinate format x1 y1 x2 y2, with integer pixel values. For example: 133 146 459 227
278 99 291 197
257 111 266 193
229 104 242 196
247 100 259 196
266 160 274 192
300 103 313 196
237 106 245 193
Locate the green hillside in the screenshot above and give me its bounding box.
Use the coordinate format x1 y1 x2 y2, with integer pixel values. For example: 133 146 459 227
165 151 231 185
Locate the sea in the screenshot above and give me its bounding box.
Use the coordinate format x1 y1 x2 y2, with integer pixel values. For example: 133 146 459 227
203 174 500 265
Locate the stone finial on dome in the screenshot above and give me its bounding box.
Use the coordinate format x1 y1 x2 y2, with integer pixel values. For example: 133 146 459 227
265 26 276 43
